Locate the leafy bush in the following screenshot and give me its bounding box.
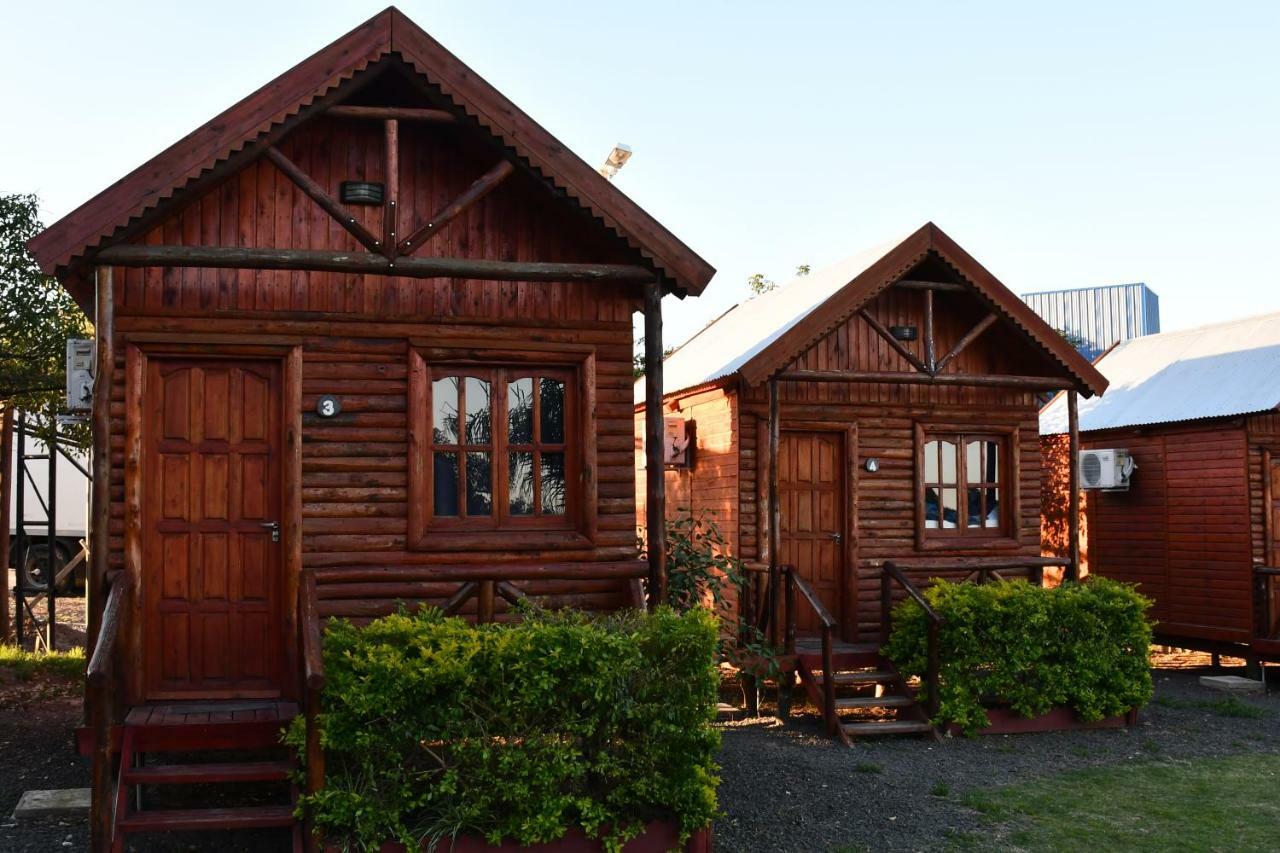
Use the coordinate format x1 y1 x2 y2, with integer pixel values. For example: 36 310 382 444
883 578 1153 735
290 606 720 852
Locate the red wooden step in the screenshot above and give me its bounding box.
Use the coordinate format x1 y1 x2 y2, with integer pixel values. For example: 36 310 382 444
841 719 934 737
123 759 293 785
815 670 898 686
116 804 295 833
834 694 915 711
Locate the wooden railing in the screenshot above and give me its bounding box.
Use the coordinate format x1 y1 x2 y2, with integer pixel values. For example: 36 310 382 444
1254 565 1280 641
86 570 130 853
880 562 942 720
782 565 839 735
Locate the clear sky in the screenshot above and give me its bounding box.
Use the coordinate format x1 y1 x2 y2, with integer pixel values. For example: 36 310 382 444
3 1 1277 348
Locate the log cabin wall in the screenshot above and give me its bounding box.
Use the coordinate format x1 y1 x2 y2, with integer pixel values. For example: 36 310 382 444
1247 412 1280 568
104 114 649 640
1080 421 1253 644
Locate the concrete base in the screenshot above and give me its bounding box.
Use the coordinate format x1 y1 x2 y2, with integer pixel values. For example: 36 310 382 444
11 788 90 820
1199 675 1265 695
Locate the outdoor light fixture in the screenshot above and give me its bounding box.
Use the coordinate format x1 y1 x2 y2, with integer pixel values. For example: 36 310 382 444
889 325 918 341
340 181 385 204
598 143 633 180
864 458 880 473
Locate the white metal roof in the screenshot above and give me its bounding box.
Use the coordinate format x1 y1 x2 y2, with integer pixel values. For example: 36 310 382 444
1040 311 1280 434
634 236 906 404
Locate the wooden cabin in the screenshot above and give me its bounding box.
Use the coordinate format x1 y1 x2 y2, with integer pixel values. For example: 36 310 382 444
1041 312 1280 662
635 225 1108 739
27 9 712 851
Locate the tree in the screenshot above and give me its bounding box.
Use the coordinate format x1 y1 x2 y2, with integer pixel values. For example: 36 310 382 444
0 193 90 439
747 263 810 297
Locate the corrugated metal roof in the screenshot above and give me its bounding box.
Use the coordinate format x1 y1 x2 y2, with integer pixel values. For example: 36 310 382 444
1040 311 1280 434
634 235 907 404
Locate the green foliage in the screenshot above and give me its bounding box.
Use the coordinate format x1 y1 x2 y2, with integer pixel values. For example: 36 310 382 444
883 578 1153 735
291 607 720 852
0 645 85 680
0 193 90 442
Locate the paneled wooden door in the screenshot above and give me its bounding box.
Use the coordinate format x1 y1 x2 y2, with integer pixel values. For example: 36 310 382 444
142 357 285 700
779 430 849 637
1265 450 1280 638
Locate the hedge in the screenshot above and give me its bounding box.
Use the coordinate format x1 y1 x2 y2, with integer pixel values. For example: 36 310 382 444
883 578 1154 735
288 606 721 852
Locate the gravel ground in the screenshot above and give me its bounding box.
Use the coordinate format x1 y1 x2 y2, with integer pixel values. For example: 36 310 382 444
715 662 1280 852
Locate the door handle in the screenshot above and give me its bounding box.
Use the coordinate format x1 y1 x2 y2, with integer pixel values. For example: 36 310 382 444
830 532 843 544
261 521 281 543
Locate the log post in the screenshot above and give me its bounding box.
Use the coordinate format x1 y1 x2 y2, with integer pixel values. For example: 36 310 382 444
383 118 399 260
643 282 667 609
0 404 12 643
88 266 113 661
1067 390 1081 582
767 378 781 646
477 579 495 623
923 288 936 373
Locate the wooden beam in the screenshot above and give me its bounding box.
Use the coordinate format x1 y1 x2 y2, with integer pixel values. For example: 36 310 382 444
0 404 11 644
383 119 399 260
264 146 382 253
644 282 667 609
767 378 781 647
923 288 936 372
858 309 930 375
1067 390 1081 582
94 244 657 284
934 312 999 374
325 105 457 123
399 160 516 255
88 266 113 662
894 279 968 292
776 368 1075 391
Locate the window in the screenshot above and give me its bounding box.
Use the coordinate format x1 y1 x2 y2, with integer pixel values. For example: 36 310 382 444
915 424 1018 548
409 348 595 551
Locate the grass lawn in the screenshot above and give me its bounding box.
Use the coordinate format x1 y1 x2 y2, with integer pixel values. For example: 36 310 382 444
951 754 1280 851
0 644 85 680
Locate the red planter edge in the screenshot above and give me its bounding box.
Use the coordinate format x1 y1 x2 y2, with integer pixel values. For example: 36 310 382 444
324 821 712 853
946 705 1140 736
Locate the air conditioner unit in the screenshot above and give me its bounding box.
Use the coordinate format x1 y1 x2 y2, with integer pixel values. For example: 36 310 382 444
1079 448 1135 491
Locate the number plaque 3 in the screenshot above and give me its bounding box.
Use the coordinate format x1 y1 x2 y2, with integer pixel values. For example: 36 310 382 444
316 395 342 418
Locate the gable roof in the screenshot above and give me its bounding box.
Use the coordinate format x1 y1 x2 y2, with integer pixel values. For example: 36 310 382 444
28 7 714 300
1040 311 1280 435
637 222 1108 404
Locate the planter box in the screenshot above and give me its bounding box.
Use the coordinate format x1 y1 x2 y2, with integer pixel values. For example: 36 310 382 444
326 822 711 853
946 705 1139 736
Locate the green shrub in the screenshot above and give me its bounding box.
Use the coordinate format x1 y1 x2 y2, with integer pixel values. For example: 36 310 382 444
290 606 720 852
883 578 1153 735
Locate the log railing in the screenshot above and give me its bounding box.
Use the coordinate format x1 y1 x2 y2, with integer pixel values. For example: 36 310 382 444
86 570 130 853
880 562 942 720
782 565 839 735
1254 565 1280 642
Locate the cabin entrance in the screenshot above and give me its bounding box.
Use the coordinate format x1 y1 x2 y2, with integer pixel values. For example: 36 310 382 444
779 429 852 639
1263 450 1280 639
140 356 286 700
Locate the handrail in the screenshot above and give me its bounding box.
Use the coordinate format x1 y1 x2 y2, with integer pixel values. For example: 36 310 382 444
301 573 325 692
881 562 942 721
783 566 839 736
88 570 130 853
87 571 129 687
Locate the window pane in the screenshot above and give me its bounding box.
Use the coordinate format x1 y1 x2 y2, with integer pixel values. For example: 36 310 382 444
924 440 939 482
941 488 958 528
432 378 459 444
540 378 565 444
966 440 982 484
509 451 534 515
966 486 982 527
465 377 491 445
508 377 534 444
541 452 566 515
465 452 492 516
985 441 1000 484
940 441 957 485
924 487 940 528
985 488 1000 527
433 451 459 516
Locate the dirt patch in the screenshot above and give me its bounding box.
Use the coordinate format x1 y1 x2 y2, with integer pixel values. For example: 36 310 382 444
5 568 88 652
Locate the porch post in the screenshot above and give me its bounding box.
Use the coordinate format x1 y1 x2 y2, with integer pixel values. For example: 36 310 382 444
643 282 667 609
1067 389 1081 582
0 404 12 643
767 378 781 645
89 266 113 660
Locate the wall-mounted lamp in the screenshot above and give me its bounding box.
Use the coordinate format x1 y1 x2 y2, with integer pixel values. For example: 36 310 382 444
598 143 633 180
340 181 385 204
864 458 880 473
889 325 918 341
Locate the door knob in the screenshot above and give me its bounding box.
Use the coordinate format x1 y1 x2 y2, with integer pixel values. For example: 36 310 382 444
260 521 281 543
830 532 843 544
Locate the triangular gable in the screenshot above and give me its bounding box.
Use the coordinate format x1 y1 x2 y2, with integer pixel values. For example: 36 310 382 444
28 7 714 301
735 223 1108 396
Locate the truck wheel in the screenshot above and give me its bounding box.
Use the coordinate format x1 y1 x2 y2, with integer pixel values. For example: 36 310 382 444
19 543 72 593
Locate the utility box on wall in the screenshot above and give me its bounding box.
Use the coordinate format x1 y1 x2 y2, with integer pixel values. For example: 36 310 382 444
663 416 695 468
65 339 94 413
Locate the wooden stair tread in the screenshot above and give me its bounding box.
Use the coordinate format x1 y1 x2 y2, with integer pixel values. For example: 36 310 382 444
841 719 934 735
116 804 295 832
817 670 897 685
123 759 293 785
834 694 915 710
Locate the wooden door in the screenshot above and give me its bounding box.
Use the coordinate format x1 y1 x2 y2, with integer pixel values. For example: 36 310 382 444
142 358 284 700
1265 451 1280 637
779 430 847 635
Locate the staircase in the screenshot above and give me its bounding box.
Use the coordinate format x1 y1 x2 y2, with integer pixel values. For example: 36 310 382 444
793 639 934 745
109 701 302 852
